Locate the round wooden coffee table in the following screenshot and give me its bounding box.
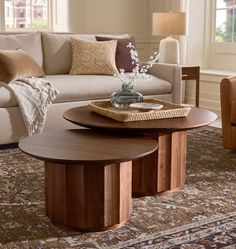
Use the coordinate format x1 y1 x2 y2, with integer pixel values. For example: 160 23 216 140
64 106 217 196
19 129 157 232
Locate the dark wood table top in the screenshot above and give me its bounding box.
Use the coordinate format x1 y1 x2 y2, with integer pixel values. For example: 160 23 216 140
19 129 157 165
63 106 217 131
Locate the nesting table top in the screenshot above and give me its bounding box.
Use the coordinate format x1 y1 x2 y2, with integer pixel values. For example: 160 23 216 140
19 129 157 165
63 106 217 131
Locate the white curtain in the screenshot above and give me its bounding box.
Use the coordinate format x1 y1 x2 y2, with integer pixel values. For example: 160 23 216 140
0 0 5 32
52 0 69 32
179 0 188 65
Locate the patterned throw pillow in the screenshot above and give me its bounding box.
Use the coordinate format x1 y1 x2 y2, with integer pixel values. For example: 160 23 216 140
69 38 118 75
96 36 140 72
0 49 45 83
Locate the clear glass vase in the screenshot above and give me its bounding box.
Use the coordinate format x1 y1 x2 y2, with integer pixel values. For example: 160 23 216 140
110 83 144 109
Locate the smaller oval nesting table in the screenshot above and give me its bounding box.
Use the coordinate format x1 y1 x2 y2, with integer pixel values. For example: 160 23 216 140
19 129 157 232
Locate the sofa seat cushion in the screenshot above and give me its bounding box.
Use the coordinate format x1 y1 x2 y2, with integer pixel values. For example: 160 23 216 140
46 74 172 103
0 74 172 108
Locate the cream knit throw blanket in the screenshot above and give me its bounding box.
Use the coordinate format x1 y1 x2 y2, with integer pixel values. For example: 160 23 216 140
9 76 59 135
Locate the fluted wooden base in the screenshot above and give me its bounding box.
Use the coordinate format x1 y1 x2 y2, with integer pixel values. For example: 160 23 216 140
45 161 132 232
132 131 187 196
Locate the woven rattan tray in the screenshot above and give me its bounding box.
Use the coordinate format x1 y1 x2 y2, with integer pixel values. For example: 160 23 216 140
89 99 191 122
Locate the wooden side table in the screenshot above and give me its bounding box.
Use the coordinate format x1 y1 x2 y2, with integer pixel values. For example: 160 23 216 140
182 66 200 107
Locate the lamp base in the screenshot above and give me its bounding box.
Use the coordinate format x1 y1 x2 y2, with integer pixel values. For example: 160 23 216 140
159 37 179 64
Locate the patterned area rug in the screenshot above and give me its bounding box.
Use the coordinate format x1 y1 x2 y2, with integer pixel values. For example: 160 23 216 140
0 127 236 248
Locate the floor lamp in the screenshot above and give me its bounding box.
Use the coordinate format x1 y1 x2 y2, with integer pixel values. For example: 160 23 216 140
152 12 186 64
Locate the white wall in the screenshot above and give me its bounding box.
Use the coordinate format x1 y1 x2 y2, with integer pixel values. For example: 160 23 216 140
211 43 236 71
67 0 166 61
66 0 191 61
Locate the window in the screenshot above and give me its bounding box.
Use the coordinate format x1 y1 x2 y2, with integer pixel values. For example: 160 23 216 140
215 0 236 42
4 0 50 31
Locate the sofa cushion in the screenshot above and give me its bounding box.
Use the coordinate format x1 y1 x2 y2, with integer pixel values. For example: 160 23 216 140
0 32 43 67
41 33 96 75
96 36 139 72
0 74 172 107
69 39 118 76
0 49 45 83
46 74 172 103
41 32 130 75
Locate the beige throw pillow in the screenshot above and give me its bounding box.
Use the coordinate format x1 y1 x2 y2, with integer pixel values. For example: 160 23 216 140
69 38 118 75
0 49 45 83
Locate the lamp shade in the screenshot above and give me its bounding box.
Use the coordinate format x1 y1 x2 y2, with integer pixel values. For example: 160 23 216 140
152 12 186 36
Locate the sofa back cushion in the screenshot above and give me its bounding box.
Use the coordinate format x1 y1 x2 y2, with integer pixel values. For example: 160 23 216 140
41 32 130 75
42 32 96 75
0 32 43 67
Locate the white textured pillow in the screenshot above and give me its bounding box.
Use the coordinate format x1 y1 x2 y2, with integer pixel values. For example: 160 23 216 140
69 38 118 75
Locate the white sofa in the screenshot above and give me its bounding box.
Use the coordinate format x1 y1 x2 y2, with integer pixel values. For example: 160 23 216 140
0 32 182 145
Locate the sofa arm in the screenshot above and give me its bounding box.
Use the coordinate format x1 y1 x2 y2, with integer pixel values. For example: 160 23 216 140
146 63 182 104
220 76 236 148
